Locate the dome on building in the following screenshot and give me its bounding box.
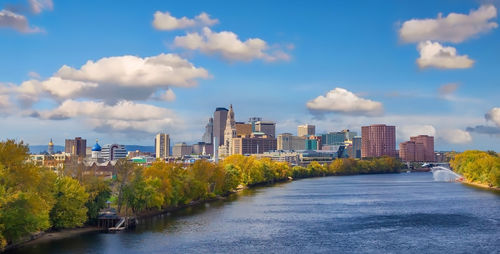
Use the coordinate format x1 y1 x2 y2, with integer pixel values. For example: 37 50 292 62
48 138 53 146
92 140 102 151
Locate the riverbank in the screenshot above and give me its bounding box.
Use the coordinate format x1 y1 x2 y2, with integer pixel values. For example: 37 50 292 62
461 180 500 192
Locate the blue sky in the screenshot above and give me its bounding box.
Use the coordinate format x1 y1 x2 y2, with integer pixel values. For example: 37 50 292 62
0 0 499 151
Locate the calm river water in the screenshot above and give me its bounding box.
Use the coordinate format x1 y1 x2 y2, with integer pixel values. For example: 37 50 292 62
10 172 500 253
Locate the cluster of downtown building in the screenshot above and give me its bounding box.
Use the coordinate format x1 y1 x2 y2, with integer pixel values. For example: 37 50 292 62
154 105 438 165
30 104 440 178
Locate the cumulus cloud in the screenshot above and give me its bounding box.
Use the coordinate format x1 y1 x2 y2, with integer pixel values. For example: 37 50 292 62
0 9 41 33
34 100 179 134
56 53 209 87
174 27 291 62
399 5 498 43
416 41 474 69
160 88 176 102
485 107 500 127
28 0 53 14
306 88 383 116
439 129 472 144
152 11 218 31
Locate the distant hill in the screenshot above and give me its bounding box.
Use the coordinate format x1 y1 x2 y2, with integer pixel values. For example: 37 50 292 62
29 145 155 154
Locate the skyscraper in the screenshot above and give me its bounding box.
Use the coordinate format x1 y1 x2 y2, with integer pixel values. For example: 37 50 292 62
255 121 276 137
213 107 228 148
297 124 315 137
65 137 87 158
221 104 237 156
155 133 170 159
277 133 306 150
400 135 435 162
202 118 213 144
361 124 396 158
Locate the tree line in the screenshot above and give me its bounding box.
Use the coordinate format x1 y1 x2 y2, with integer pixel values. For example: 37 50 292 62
450 150 500 188
0 140 402 249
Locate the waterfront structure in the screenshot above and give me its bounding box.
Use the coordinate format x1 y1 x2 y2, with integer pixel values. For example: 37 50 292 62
255 151 300 164
155 133 171 159
101 144 127 161
91 140 102 160
235 122 253 137
231 133 277 155
219 104 237 157
410 135 435 162
248 117 262 132
65 137 87 158
361 124 396 158
255 121 276 138
213 107 229 148
399 135 435 162
172 142 193 157
297 124 315 137
202 118 214 144
277 133 306 151
48 138 54 155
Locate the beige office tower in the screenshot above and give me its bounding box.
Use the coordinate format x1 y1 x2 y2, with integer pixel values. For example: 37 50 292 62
297 124 315 137
155 133 170 159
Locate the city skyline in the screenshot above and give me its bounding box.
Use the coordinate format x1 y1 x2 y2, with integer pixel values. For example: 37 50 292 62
1 1 500 151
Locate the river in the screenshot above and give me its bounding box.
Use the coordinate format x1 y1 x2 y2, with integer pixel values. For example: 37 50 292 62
9 172 500 253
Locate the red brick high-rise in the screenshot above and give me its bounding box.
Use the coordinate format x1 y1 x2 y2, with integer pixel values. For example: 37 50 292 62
361 124 396 158
410 135 435 162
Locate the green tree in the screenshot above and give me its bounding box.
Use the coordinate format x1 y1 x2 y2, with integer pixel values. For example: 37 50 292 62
50 176 89 229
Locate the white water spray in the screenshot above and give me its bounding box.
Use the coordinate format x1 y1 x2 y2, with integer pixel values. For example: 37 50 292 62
431 166 462 182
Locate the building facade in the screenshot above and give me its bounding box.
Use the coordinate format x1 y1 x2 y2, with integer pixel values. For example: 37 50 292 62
232 133 277 155
65 137 87 158
101 144 127 161
172 142 193 157
202 118 213 144
155 133 170 159
255 121 276 138
321 132 346 146
297 124 315 137
399 135 435 162
361 124 396 158
410 135 435 162
213 107 228 148
220 104 237 156
277 133 306 151
248 117 262 132
235 122 253 137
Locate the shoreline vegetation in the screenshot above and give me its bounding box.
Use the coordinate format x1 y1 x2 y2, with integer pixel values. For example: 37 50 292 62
0 139 402 252
450 150 500 189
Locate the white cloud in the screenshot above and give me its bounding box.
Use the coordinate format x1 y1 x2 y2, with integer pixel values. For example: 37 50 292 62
41 77 98 99
416 41 474 69
56 53 209 88
399 5 498 43
306 88 383 116
438 83 459 96
35 100 180 134
438 129 472 144
160 88 176 102
29 0 53 14
0 9 41 33
485 107 500 127
152 11 218 31
28 71 41 79
398 125 436 141
174 27 291 62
